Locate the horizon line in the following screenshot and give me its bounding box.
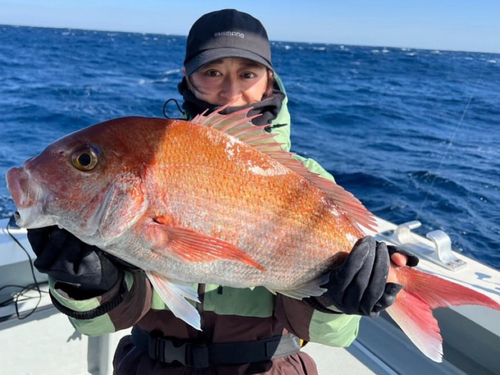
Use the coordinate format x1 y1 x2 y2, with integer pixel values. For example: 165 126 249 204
1 22 499 56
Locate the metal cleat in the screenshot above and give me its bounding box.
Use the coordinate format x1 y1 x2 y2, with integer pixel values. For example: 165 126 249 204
377 220 467 271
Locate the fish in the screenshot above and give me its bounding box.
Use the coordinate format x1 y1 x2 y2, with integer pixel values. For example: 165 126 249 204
5 107 500 363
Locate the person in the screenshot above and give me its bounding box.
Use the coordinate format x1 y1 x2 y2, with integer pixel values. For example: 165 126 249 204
27 9 418 375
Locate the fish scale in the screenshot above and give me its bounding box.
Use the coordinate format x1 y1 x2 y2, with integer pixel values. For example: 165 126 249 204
153 163 349 285
6 107 500 362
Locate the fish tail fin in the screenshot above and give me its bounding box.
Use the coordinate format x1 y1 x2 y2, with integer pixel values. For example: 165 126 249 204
386 267 500 363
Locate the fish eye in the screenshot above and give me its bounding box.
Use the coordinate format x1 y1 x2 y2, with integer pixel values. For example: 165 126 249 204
71 146 99 171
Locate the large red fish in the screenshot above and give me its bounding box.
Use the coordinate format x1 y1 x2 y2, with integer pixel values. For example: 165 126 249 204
6 108 500 362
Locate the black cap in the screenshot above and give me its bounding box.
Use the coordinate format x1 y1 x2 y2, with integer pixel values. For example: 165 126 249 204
184 9 272 76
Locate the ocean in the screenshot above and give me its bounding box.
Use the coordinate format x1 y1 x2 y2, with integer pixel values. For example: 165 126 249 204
0 25 499 269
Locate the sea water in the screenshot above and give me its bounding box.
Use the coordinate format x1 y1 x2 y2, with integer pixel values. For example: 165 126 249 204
0 25 498 269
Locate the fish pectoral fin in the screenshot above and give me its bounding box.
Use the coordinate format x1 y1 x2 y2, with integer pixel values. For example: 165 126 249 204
273 273 329 300
146 271 201 330
150 218 265 272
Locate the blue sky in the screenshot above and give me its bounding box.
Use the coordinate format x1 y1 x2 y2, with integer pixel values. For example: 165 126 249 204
1 0 499 53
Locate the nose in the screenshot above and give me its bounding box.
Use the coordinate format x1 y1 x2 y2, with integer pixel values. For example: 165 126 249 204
220 74 240 102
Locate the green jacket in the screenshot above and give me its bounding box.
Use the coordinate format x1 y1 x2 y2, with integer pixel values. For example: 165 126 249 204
269 74 337 183
48 75 360 375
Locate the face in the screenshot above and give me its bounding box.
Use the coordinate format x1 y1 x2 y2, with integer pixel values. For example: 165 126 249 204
186 57 270 107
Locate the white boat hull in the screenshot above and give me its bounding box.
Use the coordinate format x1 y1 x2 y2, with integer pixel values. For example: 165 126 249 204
1 217 499 374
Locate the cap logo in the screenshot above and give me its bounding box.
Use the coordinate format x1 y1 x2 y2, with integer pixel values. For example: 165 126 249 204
214 31 245 38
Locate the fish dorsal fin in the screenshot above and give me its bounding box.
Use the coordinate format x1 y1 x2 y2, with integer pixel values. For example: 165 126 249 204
192 105 378 233
191 105 278 149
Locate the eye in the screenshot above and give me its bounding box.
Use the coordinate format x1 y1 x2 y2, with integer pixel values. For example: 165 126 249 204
241 72 256 79
205 69 221 77
71 146 99 171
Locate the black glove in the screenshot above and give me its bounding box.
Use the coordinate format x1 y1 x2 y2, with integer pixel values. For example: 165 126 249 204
311 236 418 317
27 226 121 299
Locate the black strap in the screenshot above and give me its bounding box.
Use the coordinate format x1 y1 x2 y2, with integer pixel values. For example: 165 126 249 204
49 278 128 320
303 296 342 314
131 326 301 369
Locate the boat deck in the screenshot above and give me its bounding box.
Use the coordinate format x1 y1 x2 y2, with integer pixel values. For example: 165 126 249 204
1 218 499 375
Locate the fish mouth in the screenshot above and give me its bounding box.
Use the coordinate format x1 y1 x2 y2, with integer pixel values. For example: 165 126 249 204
12 208 57 229
6 167 31 209
6 166 56 228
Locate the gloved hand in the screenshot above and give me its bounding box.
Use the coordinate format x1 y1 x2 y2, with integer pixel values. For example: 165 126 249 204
27 226 121 299
387 243 419 267
313 236 419 316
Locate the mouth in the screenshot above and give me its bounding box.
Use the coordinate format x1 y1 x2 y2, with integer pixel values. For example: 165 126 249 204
6 167 30 208
6 166 55 228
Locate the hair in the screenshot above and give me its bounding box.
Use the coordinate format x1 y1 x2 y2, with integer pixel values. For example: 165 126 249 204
263 69 275 98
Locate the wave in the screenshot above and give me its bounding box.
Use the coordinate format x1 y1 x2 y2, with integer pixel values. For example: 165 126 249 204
138 77 170 85
1 25 498 269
